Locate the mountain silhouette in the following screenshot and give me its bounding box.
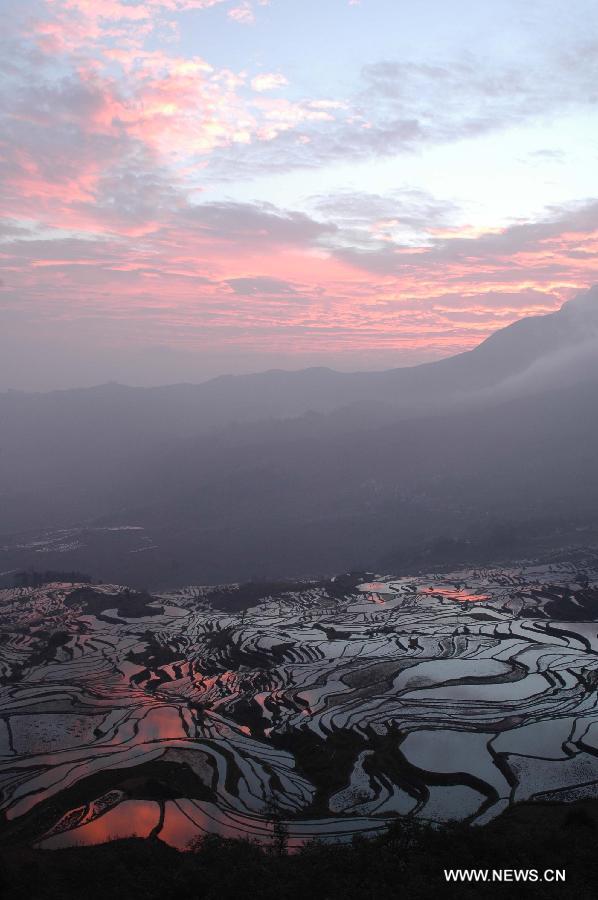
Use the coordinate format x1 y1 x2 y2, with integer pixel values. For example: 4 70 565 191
1 287 597 585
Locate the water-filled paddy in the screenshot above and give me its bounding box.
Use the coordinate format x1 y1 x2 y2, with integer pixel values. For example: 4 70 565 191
2 560 598 849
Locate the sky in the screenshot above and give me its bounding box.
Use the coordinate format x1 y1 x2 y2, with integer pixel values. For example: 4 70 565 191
1 0 597 390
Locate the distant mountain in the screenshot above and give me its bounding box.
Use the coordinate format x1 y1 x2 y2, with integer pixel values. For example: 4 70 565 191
1 286 597 585
2 283 597 434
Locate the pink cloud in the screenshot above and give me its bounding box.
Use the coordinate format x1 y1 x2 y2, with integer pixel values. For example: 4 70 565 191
22 1 339 174
36 1 242 53
3 193 597 367
227 0 270 24
2 1 597 376
228 2 255 25
251 73 289 92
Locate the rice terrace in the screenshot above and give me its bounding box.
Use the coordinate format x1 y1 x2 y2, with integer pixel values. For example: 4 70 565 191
2 556 598 852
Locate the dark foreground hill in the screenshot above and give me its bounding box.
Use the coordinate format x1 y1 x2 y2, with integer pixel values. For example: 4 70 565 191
2 801 598 900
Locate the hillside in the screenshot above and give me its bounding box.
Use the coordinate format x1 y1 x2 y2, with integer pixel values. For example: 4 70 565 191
1 287 597 586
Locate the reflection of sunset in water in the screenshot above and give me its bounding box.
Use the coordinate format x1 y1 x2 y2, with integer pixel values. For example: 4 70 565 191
159 801 203 849
142 706 186 740
7 560 598 851
40 800 160 849
359 582 391 594
161 800 272 849
358 582 392 604
420 588 490 603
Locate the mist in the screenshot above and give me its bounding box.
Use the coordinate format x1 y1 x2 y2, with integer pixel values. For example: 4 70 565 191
2 289 597 588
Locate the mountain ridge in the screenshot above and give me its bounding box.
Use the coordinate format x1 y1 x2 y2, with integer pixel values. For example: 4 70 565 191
2 284 597 403
1 286 597 585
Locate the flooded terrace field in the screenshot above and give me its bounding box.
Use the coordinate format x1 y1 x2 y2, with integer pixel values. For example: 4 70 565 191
2 561 598 850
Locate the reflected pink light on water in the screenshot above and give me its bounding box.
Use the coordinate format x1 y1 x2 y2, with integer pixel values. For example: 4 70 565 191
420 587 490 603
142 705 186 740
358 582 391 603
359 582 390 592
159 801 203 849
40 800 161 849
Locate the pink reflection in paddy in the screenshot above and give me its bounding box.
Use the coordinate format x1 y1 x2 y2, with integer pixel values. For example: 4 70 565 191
40 800 161 848
141 705 186 740
358 582 393 603
159 800 201 849
358 582 391 592
420 587 490 603
159 800 274 850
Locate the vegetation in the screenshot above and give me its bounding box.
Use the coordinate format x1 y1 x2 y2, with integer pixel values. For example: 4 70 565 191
2 802 598 899
12 571 93 589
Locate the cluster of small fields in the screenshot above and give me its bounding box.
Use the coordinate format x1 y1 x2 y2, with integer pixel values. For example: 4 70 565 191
2 559 598 850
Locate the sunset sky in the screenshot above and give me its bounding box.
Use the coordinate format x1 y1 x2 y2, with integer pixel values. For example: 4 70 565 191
1 0 597 389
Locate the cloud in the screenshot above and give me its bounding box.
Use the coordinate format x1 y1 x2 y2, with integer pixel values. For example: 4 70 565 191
3 189 596 374
327 198 598 279
1 1 598 387
30 1 235 53
226 276 299 295
204 43 598 180
309 188 460 247
12 2 598 191
177 200 336 246
0 11 345 228
251 73 289 92
228 2 255 25
228 0 272 27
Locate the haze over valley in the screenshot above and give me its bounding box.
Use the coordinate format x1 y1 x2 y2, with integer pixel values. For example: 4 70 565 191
2 287 597 588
